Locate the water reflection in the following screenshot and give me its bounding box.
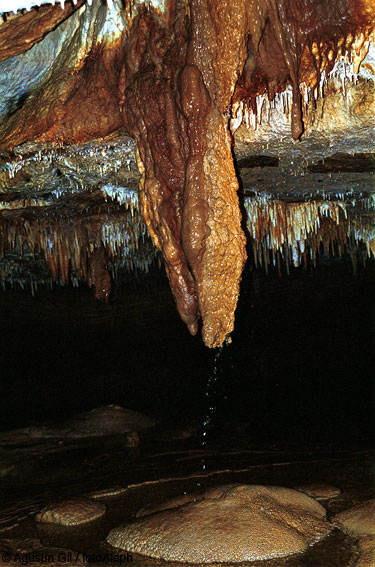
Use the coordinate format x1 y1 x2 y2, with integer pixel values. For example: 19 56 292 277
0 191 374 294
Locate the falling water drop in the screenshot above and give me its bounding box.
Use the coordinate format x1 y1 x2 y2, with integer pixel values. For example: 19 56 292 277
199 341 228 479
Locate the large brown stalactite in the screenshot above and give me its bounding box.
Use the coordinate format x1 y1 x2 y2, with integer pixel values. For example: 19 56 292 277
118 0 375 347
121 2 250 347
182 0 248 347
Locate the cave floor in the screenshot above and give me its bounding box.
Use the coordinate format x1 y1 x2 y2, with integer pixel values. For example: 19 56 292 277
0 430 373 566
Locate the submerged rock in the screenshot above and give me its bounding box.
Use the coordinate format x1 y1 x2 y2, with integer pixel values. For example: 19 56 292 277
333 500 375 536
36 498 106 526
107 484 331 563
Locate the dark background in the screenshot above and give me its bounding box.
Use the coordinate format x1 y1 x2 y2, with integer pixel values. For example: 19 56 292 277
0 252 374 449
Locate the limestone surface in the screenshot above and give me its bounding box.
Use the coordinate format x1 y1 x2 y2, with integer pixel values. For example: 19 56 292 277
107 484 332 563
36 498 106 526
333 500 375 536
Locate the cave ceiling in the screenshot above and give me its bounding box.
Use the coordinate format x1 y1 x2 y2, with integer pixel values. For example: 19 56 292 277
0 0 374 347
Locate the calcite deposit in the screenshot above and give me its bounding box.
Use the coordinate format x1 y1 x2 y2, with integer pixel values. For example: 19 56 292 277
107 484 332 562
0 0 374 346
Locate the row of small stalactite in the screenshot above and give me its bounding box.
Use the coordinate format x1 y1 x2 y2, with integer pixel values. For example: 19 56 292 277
231 34 375 135
0 196 374 291
244 197 375 273
0 205 156 293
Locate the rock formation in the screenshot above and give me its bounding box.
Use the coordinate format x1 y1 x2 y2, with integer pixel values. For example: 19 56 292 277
107 484 332 562
0 0 374 346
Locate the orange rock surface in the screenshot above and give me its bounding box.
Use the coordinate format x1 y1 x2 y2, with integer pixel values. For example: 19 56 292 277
0 1 84 62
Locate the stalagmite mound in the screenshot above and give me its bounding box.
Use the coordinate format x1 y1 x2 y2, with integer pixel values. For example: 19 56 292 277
107 484 332 562
36 497 106 526
0 0 375 346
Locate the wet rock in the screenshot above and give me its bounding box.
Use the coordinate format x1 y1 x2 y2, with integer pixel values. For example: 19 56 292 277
0 2 85 62
357 535 375 567
107 484 331 562
332 500 375 536
0 1 125 150
295 484 341 501
36 497 106 526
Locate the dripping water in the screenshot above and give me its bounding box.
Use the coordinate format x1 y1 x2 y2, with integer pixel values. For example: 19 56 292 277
197 342 227 485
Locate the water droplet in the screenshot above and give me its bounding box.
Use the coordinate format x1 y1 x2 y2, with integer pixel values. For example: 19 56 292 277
200 345 226 472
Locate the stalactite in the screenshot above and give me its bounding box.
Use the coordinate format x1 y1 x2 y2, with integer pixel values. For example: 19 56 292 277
244 196 375 272
88 245 111 301
0 203 156 293
0 0 374 345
